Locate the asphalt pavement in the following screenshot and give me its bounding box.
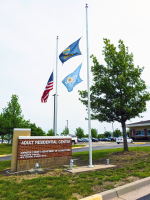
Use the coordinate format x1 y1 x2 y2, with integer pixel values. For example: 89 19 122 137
137 193 150 200
72 142 150 153
0 156 12 161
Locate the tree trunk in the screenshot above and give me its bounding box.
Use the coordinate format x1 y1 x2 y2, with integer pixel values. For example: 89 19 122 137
121 121 129 151
2 132 4 143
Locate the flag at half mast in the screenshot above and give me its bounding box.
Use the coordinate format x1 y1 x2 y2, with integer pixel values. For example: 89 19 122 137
41 71 53 103
62 63 82 92
59 38 81 64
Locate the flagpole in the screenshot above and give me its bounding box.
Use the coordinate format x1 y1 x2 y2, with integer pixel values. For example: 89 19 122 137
85 4 93 167
55 36 58 136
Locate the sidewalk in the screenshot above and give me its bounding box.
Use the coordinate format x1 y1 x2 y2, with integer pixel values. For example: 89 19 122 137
80 176 150 200
111 184 150 200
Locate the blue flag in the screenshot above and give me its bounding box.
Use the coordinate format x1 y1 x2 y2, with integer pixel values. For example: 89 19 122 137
62 64 82 92
59 38 81 64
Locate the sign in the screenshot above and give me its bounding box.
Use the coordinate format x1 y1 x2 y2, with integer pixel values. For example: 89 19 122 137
17 137 72 161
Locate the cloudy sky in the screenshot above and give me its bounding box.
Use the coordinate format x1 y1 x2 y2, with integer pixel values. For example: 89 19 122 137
0 0 150 136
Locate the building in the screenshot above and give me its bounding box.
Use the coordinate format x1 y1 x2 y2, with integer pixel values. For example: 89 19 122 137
127 120 150 140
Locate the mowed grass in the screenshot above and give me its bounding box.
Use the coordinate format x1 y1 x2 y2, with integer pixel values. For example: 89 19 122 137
0 146 150 199
0 143 12 155
0 160 11 171
72 146 150 160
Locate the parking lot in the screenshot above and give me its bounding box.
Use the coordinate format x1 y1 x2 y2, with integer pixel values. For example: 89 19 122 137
72 141 150 153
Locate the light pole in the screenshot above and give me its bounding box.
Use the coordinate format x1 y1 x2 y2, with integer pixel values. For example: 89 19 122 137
112 123 114 136
66 120 68 130
104 127 106 132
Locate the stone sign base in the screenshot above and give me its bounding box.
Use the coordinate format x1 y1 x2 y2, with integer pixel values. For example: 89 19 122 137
17 156 72 171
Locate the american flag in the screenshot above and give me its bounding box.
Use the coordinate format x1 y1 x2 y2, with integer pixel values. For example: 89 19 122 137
41 72 53 103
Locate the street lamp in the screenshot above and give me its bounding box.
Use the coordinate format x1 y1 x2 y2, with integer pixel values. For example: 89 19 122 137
66 120 68 130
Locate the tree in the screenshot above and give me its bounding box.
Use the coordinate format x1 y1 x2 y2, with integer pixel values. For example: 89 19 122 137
104 131 111 138
19 119 31 128
113 129 122 137
75 127 84 138
84 134 89 138
78 38 150 151
0 113 6 143
98 134 105 138
91 128 98 138
2 94 23 139
47 129 54 136
29 123 46 136
61 127 69 135
4 133 12 143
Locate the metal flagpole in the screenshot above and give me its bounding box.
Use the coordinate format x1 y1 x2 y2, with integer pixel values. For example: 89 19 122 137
52 94 56 135
55 36 58 136
85 4 94 167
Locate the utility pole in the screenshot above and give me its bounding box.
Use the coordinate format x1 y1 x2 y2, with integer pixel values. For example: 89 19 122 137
104 127 106 132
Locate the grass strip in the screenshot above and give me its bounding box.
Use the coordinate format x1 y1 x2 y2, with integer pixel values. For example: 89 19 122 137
0 144 12 155
0 146 150 199
0 160 11 171
72 146 150 160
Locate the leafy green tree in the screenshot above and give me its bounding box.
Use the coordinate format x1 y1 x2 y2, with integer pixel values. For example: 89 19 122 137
47 129 54 136
61 127 69 135
0 113 6 143
78 38 150 151
4 133 12 143
84 134 89 138
29 123 46 136
19 119 31 128
104 131 111 138
91 128 98 138
113 129 122 137
2 94 23 139
75 127 84 138
98 134 105 138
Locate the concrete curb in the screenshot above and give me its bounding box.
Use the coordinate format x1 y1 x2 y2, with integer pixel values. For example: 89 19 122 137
0 154 12 157
80 176 150 200
134 142 146 144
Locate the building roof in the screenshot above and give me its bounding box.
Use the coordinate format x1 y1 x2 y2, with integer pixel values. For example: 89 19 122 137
127 120 150 125
127 120 150 128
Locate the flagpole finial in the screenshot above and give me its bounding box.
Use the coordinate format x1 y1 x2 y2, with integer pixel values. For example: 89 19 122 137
85 3 88 8
57 36 58 39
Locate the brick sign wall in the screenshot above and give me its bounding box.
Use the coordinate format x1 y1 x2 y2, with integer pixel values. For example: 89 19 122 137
18 139 71 160
17 136 72 171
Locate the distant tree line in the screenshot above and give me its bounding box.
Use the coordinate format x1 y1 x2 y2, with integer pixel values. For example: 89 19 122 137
0 94 130 143
74 127 128 139
0 95 48 143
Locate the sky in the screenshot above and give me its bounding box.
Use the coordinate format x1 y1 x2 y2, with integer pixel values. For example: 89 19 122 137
0 0 150 136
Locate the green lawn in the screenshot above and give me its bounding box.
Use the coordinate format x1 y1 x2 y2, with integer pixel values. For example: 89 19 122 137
0 143 12 155
0 160 11 171
0 146 150 199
